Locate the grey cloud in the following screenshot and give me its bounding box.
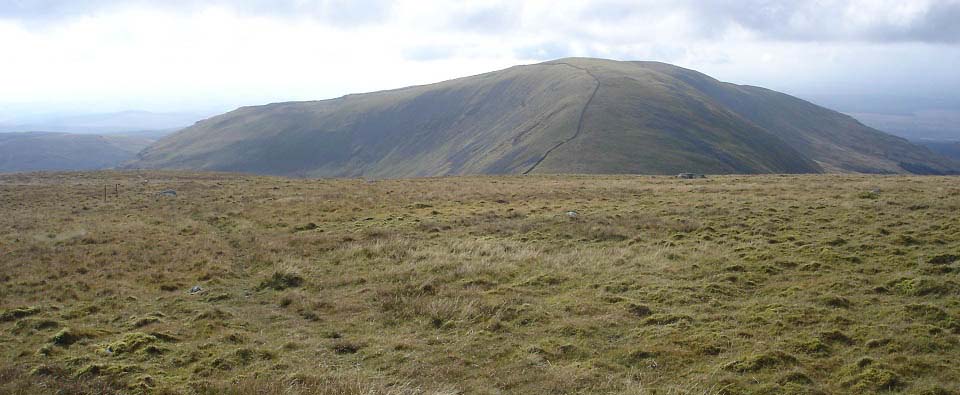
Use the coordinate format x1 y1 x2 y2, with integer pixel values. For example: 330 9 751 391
447 5 520 33
0 0 392 26
576 0 960 44
867 1 960 43
697 0 960 43
7 0 958 43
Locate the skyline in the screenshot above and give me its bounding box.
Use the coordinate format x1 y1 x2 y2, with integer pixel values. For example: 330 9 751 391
1 0 958 128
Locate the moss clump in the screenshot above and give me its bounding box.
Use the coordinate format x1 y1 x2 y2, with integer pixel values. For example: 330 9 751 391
928 254 958 265
0 306 40 322
195 308 233 321
865 338 891 348
844 367 902 392
29 364 65 377
12 318 59 334
903 304 960 333
889 277 954 296
128 316 161 328
330 340 363 354
131 374 156 390
794 338 831 356
148 331 180 343
725 351 798 373
820 330 855 345
819 295 852 308
293 222 318 232
619 350 658 367
234 348 275 365
626 303 652 317
75 363 140 378
105 332 158 355
905 304 950 321
258 271 304 291
912 386 955 395
778 371 814 385
641 313 692 326
50 328 93 347
34 319 60 330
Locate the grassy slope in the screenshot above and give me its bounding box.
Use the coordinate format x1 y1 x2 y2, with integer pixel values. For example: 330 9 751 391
132 58 958 177
538 59 820 175
2 172 959 394
0 132 154 173
135 64 596 178
636 61 959 175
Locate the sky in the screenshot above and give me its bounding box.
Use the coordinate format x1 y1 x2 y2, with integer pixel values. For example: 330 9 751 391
1 0 958 124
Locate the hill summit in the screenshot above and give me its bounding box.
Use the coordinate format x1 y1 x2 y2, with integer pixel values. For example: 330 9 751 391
132 58 958 177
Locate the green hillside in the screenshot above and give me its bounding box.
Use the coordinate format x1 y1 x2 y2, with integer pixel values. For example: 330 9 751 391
132 58 958 177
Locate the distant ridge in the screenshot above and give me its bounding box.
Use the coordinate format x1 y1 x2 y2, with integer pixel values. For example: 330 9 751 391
0 132 155 173
131 58 959 177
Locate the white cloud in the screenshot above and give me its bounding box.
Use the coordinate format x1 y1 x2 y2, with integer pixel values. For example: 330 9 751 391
0 0 957 117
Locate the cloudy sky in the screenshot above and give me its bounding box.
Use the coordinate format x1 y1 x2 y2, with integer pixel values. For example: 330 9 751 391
1 0 958 123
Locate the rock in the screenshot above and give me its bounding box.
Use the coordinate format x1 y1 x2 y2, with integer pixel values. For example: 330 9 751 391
566 211 579 218
157 189 177 197
188 285 203 294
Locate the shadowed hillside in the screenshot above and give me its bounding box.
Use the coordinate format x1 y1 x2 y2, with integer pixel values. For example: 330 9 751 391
919 140 960 161
0 132 155 173
133 58 958 177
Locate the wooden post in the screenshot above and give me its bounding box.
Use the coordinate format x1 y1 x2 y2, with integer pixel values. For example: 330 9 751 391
103 185 107 201
115 184 119 198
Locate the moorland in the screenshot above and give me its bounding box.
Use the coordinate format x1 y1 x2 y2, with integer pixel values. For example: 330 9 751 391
1 171 959 394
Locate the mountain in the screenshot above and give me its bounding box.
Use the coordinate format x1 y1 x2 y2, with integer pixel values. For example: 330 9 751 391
0 132 156 173
132 58 959 177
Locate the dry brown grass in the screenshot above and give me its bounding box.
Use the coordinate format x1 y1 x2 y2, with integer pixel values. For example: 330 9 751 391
1 171 959 394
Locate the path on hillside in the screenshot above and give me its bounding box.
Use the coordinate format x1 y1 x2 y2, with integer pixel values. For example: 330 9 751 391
523 63 601 175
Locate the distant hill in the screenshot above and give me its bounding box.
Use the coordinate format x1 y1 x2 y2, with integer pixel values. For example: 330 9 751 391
132 58 959 177
799 93 960 142
0 110 205 135
0 132 156 173
917 140 960 161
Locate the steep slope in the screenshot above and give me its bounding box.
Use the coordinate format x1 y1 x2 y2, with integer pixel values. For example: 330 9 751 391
133 58 957 177
0 132 155 173
638 61 957 174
